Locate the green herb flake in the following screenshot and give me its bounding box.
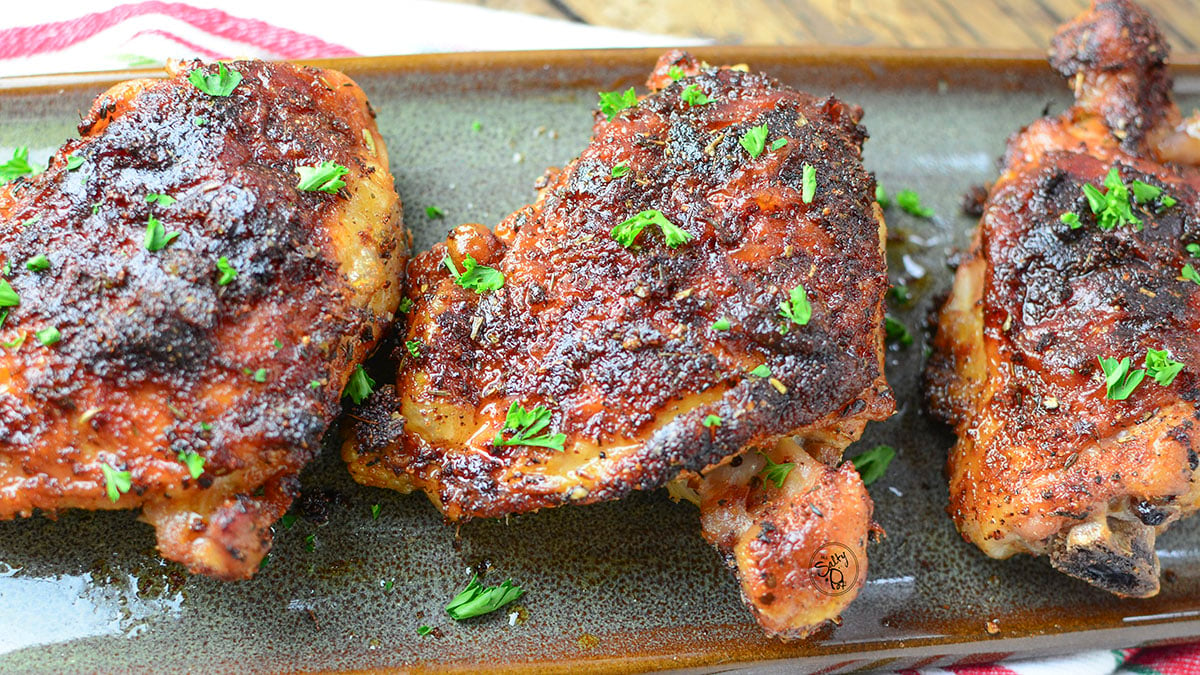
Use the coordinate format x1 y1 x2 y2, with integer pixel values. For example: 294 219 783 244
343 364 376 404
272 338 283 350
1130 179 1177 211
799 163 818 204
252 368 267 383
611 163 630 178
1183 264 1200 285
875 184 890 208
770 137 788 151
493 402 566 451
0 147 36 182
749 364 771 378
680 83 713 106
849 444 896 486
446 574 525 621
667 65 685 81
884 315 913 346
188 61 243 97
193 117 207 127
443 253 505 293
0 279 19 307
1 331 25 350
896 189 934 218
598 87 638 122
143 214 179 251
1098 355 1146 400
888 285 911 304
308 380 322 390
711 317 731 331
1060 212 1081 229
305 534 316 552
295 161 349 194
406 339 422 357
425 205 444 219
35 326 60 346
398 297 414 313
417 625 433 636
100 462 132 503
199 422 212 432
371 503 382 520
778 284 812 329
280 513 297 529
757 453 794 489
216 256 237 286
739 124 769 159
145 192 177 207
1081 167 1142 230
1145 348 1184 387
25 254 50 272
178 450 205 479
611 209 691 249
91 202 102 215
1188 243 1200 257
702 414 722 428
66 155 84 171
471 120 482 132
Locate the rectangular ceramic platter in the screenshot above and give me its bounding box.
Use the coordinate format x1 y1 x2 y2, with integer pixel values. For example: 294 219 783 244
0 48 1197 674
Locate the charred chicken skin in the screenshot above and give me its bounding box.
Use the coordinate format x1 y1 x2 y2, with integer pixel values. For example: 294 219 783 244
346 51 892 638
0 60 406 579
928 0 1200 597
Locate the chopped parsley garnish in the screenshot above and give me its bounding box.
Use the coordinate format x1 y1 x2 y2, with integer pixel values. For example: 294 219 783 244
193 117 206 127
143 214 179 251
443 253 505 293
611 209 692 249
611 163 630 178
680 84 713 106
1098 355 1145 400
0 147 36 182
598 87 638 121
667 65 685 81
398 297 414 313
493 401 566 451
188 62 243 97
216 256 237 285
884 315 913 346
1145 348 1184 386
406 339 422 357
371 504 382 520
343 364 376 404
1060 212 1081 229
295 161 349 193
91 202 102 215
100 462 132 502
280 513 297 529
425 205 444 219
145 193 176 207
309 380 322 390
417 625 433 636
778 284 812 329
875 184 890 208
252 368 267 383
1188 243 1200 257
65 155 84 171
0 279 19 307
703 414 722 427
35 326 60 346
757 453 794 488
896 189 934 218
0 332 25 350
471 120 482 132
749 364 771 378
1130 179 1177 211
25 254 50 272
178 450 205 479
1082 167 1141 230
445 574 525 621
1183 264 1200 285
711 317 731 331
770 138 788 151
272 338 283 350
848 444 895 486
888 285 911 304
20 215 40 228
739 124 769 158
801 163 816 204
200 422 212 431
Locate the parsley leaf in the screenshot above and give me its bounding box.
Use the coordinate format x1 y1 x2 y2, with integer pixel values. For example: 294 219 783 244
188 62 243 97
770 137 788 151
888 285 912 305
884 315 912 346
417 625 433 636
493 401 566 451
35 326 60 346
1183 264 1200 285
711 317 731 331
443 253 505 293
875 184 890 208
611 209 692 249
1082 167 1141 230
66 155 84 171
848 444 895 486
680 84 713 106
406 339 422 357
611 163 630 178
896 189 934 218
252 368 267 383
758 453 793 488
801 163 816 204
143 214 179 251
778 284 811 328
1188 243 1200 257
371 503 382 520
0 332 24 350
1060 212 1082 228
1130 179 1177 211
398 297 414 313
749 364 771 378
1098 356 1145 400
216 256 237 286
703 414 722 427
446 574 525 621
739 124 769 158
343 364 376 404
667 65 685 81
145 193 176 207
425 205 444 219
295 161 349 193
598 87 638 121
0 147 36 182
100 462 132 502
1145 348 1184 386
178 450 205 479
0 279 19 307
25 254 50 272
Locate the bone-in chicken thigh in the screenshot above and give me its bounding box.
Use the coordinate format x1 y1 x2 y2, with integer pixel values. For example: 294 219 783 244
346 51 892 638
0 60 405 579
928 0 1200 597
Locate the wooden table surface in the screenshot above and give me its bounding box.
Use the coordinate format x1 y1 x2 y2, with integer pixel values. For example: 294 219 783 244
449 0 1199 55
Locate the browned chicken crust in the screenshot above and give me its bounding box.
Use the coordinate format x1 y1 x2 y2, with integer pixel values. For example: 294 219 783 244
0 60 406 579
346 51 892 638
927 0 1200 597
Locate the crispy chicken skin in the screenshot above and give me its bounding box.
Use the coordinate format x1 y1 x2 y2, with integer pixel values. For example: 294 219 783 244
346 51 892 637
927 0 1200 597
0 60 406 579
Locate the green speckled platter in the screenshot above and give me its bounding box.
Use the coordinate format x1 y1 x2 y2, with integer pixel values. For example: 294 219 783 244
0 48 1198 674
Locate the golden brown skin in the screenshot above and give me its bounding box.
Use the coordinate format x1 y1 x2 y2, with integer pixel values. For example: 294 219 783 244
927 0 1200 597
0 60 406 579
346 51 892 637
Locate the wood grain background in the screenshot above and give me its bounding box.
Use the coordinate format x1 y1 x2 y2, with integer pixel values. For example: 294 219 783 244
448 0 1199 54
